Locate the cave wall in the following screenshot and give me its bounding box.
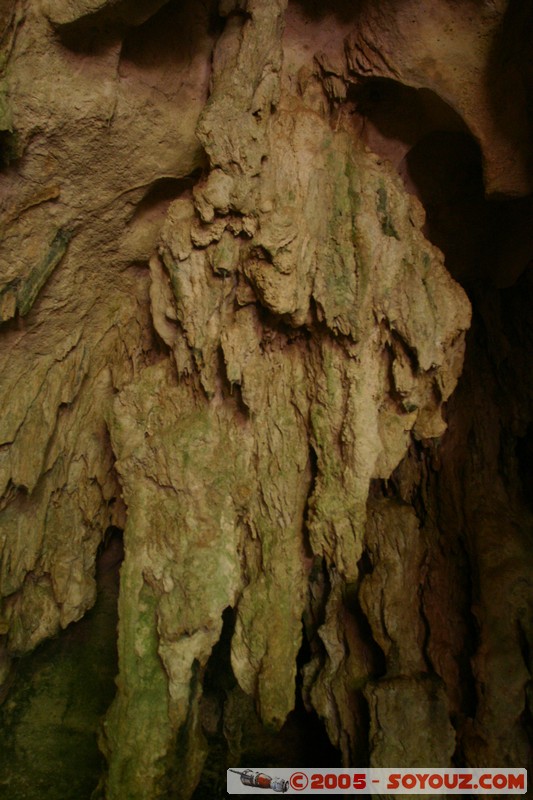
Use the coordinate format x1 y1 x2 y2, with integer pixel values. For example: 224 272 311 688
0 0 531 798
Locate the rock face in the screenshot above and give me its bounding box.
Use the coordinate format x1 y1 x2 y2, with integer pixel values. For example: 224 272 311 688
0 0 531 798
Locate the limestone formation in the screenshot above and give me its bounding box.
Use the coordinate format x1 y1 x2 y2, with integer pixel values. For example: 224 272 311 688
0 0 531 798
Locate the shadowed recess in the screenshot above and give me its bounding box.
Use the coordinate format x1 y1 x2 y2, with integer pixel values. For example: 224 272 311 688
192 608 340 800
0 528 123 800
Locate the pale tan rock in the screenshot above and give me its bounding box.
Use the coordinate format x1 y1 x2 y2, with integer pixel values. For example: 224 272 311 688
134 1 470 785
0 0 215 661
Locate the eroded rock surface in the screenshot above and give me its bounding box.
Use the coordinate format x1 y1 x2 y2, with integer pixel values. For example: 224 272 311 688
0 0 531 798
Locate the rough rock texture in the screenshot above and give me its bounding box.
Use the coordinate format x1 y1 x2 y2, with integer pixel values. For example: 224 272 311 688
0 0 531 798
343 0 533 197
0 0 214 661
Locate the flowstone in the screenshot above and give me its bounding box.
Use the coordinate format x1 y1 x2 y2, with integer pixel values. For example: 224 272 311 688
100 1 469 795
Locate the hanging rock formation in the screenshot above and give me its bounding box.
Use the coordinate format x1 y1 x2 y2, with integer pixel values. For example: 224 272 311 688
0 0 531 798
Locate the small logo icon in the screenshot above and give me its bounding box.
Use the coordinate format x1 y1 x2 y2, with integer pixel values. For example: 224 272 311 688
229 769 289 793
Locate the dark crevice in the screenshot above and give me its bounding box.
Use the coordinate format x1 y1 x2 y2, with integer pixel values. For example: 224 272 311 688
191 608 246 799
97 525 124 579
517 618 532 677
55 21 121 55
192 607 340 800
403 138 533 292
340 576 385 766
516 424 533 510
519 688 533 769
348 78 467 147
344 572 386 682
202 606 237 703
300 444 318 563
293 630 342 765
216 344 250 419
0 129 20 169
357 549 373 579
403 131 487 286
56 0 222 74
349 77 533 291
255 301 313 345
119 0 220 73
454 540 479 723
417 579 434 679
128 173 202 226
0 479 29 513
0 526 123 800
55 0 171 52
304 556 331 636
291 0 362 24
219 7 252 24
